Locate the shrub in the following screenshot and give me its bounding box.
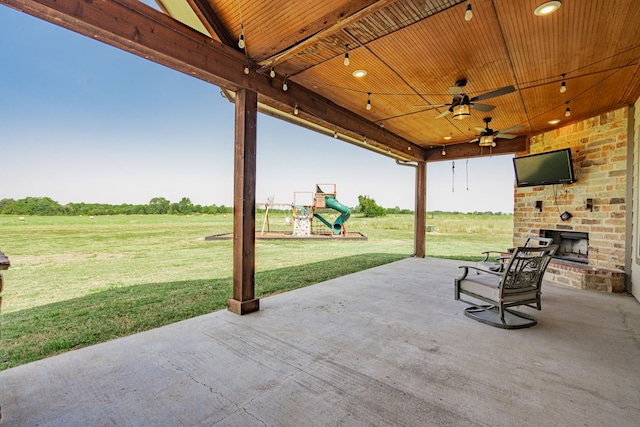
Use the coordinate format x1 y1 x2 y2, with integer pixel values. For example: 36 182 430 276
357 195 386 218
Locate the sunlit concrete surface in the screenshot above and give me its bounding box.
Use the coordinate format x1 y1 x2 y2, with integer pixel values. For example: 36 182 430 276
1 257 639 426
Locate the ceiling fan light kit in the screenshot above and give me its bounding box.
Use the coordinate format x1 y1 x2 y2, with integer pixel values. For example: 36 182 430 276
479 135 495 147
452 103 470 119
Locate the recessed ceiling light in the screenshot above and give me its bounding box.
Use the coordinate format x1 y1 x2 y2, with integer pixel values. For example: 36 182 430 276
548 119 561 125
444 135 452 140
534 1 561 16
352 70 367 78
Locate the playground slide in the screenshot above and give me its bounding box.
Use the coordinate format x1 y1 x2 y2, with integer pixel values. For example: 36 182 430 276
319 196 351 234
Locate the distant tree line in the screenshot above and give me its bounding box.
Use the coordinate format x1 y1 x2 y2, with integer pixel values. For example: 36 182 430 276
0 197 232 216
353 196 512 217
0 196 512 217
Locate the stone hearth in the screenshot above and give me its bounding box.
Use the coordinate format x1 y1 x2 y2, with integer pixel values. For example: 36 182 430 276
546 259 625 293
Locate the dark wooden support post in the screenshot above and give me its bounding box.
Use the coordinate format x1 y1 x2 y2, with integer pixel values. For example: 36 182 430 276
228 89 260 315
414 162 426 258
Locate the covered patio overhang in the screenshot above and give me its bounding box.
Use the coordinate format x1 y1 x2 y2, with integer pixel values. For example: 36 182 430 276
2 0 639 315
1 258 639 425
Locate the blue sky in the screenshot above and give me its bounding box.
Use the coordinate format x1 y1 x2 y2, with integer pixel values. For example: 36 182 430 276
0 5 515 212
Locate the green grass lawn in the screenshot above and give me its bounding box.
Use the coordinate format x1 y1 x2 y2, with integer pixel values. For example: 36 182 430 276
0 213 512 369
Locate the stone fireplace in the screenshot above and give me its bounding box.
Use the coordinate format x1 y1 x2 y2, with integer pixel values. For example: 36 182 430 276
512 108 628 292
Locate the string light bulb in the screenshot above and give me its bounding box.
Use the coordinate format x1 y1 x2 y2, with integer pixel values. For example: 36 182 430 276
366 92 372 111
560 74 567 93
565 102 571 117
282 78 288 91
363 136 367 145
270 66 276 78
464 2 473 21
243 65 250 75
442 145 446 156
238 25 245 49
344 44 350 66
293 103 298 115
333 130 338 139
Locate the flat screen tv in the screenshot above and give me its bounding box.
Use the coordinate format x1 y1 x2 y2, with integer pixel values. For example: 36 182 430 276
513 148 576 187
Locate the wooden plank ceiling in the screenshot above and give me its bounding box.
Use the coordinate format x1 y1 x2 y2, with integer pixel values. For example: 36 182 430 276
158 0 640 160
5 0 640 162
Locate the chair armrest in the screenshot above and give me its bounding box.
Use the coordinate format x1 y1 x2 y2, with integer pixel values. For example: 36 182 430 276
457 265 503 280
480 250 506 262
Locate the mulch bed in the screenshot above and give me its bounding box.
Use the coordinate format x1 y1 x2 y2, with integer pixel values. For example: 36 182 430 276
205 231 367 241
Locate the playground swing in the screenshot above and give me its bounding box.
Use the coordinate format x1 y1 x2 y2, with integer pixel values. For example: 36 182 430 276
260 203 293 235
283 206 292 226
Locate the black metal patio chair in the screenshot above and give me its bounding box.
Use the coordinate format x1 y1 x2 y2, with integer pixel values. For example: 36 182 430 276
455 245 558 329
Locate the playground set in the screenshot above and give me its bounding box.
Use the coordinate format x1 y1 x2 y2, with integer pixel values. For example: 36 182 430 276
206 184 366 241
262 184 351 237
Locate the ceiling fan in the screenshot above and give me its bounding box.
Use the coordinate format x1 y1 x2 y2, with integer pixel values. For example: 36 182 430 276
470 117 524 147
418 79 515 119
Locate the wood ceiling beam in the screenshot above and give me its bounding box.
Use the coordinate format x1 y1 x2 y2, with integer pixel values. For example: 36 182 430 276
423 136 528 162
187 0 235 47
257 0 398 69
0 0 424 161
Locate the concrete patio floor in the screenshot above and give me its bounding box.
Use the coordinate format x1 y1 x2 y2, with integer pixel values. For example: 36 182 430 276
1 257 639 426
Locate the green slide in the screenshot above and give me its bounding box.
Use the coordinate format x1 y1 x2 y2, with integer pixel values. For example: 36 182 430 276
315 196 351 234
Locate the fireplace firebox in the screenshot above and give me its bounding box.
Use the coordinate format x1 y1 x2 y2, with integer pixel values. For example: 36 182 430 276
541 230 589 264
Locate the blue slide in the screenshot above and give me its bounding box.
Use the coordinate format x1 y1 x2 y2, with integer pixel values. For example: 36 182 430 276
315 196 351 235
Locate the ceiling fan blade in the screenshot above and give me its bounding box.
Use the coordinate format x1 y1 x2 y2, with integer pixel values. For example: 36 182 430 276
498 124 524 133
435 109 451 119
496 133 517 139
471 103 495 112
474 127 486 132
469 138 479 143
449 86 463 95
449 80 467 95
469 85 516 102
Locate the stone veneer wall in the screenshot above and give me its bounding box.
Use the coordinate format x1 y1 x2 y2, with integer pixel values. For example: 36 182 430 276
513 107 628 273
631 98 640 302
